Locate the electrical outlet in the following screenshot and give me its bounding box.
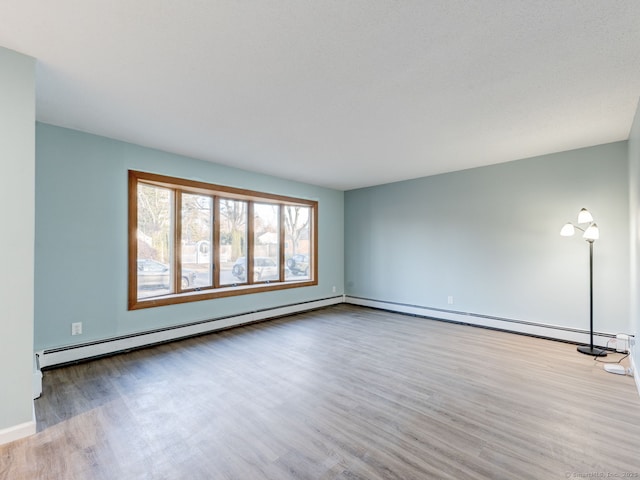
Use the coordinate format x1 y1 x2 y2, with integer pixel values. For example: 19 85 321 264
332 285 336 293
447 296 454 305
71 322 82 336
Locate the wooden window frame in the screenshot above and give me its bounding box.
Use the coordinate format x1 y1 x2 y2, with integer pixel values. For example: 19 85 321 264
128 170 318 310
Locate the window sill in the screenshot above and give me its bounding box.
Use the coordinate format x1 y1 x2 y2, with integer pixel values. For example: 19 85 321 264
128 279 317 310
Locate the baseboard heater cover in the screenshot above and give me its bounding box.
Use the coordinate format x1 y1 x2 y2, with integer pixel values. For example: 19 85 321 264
37 296 343 369
344 296 615 347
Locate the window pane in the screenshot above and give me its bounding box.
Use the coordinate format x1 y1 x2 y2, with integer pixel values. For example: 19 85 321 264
137 184 174 299
181 193 212 290
254 203 280 283
284 206 311 280
219 198 247 285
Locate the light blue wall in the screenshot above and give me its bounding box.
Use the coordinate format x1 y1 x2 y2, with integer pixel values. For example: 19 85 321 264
35 123 344 351
0 48 35 432
629 99 640 374
345 142 630 335
31 115 640 382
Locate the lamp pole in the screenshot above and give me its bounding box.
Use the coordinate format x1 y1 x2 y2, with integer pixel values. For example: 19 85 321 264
575 240 604 355
560 208 606 357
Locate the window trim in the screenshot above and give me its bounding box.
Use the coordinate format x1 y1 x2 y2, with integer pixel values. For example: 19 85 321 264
128 170 318 310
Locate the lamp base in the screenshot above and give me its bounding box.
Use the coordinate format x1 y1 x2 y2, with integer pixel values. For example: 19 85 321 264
577 345 607 357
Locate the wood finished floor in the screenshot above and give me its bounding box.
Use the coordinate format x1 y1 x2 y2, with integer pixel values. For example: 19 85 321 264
2 304 640 479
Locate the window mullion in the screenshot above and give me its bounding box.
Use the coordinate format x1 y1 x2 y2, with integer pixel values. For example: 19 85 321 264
174 189 183 293
213 196 220 288
247 202 255 284
279 206 285 281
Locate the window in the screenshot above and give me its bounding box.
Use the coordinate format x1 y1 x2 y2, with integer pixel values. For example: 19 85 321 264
129 171 318 310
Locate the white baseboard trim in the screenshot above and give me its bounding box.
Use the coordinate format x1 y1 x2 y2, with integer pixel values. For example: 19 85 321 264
345 296 615 347
37 296 343 369
0 415 36 446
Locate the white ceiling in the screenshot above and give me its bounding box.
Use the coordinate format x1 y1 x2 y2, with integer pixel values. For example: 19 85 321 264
1 1 639 190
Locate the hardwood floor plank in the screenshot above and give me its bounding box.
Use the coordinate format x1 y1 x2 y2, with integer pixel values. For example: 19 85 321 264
2 304 639 479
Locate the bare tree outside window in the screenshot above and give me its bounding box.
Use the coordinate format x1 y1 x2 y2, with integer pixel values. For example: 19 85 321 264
285 206 310 257
285 206 311 279
181 194 212 289
254 203 280 282
137 184 174 298
220 199 247 260
220 199 247 285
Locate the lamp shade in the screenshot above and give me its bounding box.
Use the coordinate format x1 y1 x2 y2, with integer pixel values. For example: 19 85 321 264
560 223 575 236
577 208 593 224
583 223 599 241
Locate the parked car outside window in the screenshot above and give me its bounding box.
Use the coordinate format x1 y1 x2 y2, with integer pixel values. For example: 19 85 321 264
231 256 279 281
137 259 196 289
286 254 310 276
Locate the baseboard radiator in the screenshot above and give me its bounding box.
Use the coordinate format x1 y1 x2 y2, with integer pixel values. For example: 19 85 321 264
344 296 617 347
36 294 618 371
36 296 344 371
32 295 637 401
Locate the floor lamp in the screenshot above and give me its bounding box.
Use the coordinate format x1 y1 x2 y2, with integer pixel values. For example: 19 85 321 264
560 208 607 357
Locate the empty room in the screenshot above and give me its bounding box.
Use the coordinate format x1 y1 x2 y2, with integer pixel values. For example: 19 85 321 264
2 1 640 479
